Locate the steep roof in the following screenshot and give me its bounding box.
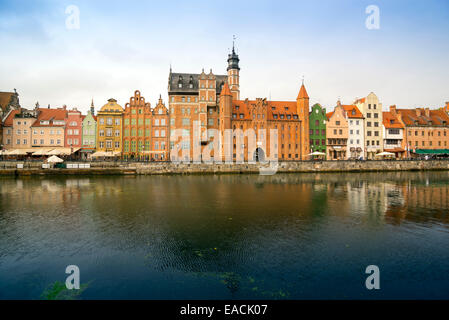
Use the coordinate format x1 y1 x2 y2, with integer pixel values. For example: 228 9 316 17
326 112 334 120
232 100 299 121
2 109 20 126
382 111 404 129
396 108 449 127
354 97 366 104
32 108 67 127
168 72 228 95
297 84 309 100
220 82 232 96
342 105 364 118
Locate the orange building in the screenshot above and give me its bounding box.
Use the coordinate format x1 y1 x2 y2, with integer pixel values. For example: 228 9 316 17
391 106 449 157
168 45 310 162
122 91 169 161
326 102 348 160
123 90 153 160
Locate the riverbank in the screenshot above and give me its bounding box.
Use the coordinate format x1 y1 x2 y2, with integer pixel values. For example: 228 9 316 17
1 160 449 176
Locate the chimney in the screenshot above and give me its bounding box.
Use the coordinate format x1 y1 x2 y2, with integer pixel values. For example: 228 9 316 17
416 108 421 117
445 101 449 112
425 107 430 117
390 105 397 115
337 100 341 107
63 105 67 110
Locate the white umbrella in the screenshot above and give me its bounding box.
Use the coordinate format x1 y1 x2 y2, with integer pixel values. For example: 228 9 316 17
375 152 395 157
47 155 64 163
308 151 326 156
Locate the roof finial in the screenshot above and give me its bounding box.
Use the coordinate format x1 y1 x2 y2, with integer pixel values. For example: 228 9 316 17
301 75 304 85
232 35 236 54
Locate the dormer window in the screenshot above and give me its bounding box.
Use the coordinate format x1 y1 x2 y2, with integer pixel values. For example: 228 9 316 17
178 83 182 88
352 110 356 115
390 120 394 124
273 115 278 119
285 107 289 110
280 115 285 119
293 115 298 119
239 114 244 119
287 115 291 119
272 107 275 111
235 106 239 110
232 113 237 119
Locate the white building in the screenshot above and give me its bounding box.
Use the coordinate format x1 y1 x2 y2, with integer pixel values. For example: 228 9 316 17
354 92 383 159
343 104 365 159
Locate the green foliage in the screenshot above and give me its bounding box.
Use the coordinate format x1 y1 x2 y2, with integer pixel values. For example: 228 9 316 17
41 281 90 300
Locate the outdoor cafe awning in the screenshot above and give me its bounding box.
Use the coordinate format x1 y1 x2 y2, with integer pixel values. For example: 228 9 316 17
413 149 449 155
32 148 55 156
47 148 81 156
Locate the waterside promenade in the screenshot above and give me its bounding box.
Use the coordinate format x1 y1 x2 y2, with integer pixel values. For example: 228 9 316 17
1 160 449 176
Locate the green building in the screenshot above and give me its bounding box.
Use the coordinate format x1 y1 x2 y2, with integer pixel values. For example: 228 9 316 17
81 103 97 159
309 103 327 158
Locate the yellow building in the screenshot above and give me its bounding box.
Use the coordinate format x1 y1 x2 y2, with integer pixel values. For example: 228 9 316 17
96 98 124 155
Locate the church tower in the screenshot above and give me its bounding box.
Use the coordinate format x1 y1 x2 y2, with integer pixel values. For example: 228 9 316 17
227 41 240 101
297 82 310 160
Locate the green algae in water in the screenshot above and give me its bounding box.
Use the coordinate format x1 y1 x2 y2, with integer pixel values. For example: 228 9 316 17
41 281 90 300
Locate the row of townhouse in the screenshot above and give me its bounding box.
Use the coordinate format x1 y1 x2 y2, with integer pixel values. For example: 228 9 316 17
1 94 170 161
311 93 449 160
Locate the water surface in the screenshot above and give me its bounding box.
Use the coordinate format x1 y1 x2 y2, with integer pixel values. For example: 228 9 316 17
0 172 448 299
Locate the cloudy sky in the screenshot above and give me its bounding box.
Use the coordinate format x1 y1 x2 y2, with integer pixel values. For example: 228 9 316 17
0 0 448 113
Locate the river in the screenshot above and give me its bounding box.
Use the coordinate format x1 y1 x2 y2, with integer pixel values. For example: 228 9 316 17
0 172 448 299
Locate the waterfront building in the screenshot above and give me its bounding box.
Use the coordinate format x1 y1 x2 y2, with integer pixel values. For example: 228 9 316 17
382 108 406 159
309 103 327 158
96 98 123 154
65 107 83 149
81 102 97 158
123 90 152 160
168 45 310 162
326 102 348 160
342 104 365 159
2 108 37 150
391 105 449 157
151 96 170 161
354 93 384 159
31 108 67 149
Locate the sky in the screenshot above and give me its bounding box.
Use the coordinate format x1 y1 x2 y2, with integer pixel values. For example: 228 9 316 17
0 0 448 113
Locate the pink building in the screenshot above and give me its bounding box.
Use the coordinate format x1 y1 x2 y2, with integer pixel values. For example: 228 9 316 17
65 107 83 148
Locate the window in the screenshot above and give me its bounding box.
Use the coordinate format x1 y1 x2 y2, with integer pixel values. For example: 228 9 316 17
107 118 113 125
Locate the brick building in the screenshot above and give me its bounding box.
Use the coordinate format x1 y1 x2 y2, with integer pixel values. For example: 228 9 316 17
123 91 169 160
168 45 310 162
391 106 449 157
